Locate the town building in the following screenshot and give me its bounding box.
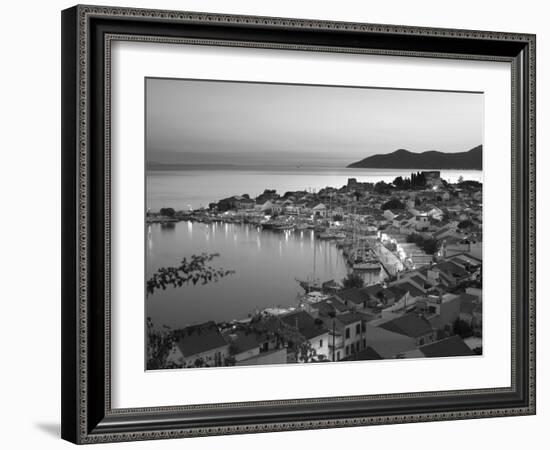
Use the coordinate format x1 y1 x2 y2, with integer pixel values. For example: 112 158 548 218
167 321 230 368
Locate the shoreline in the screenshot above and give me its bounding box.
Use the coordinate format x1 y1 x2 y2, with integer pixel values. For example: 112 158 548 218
147 171 482 334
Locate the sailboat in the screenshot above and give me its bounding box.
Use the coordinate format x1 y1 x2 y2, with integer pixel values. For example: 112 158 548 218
296 235 322 293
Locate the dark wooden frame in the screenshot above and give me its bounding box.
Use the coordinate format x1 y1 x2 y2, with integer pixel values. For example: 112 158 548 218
61 4 536 444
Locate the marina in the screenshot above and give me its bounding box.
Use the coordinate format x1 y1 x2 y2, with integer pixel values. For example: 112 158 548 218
146 169 483 368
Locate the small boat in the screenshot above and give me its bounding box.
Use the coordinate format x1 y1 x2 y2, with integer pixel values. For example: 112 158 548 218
297 278 322 293
300 291 330 304
273 223 295 231
260 221 276 230
353 260 381 271
318 230 346 240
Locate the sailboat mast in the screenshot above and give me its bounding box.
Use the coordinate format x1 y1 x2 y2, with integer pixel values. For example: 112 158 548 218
313 235 317 277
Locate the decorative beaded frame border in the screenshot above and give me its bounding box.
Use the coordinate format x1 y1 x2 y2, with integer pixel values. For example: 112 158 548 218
63 4 536 444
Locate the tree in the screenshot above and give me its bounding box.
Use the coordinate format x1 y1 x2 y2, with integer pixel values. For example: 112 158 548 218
146 253 235 295
159 207 176 217
146 318 178 370
457 175 464 184
406 233 439 255
374 181 391 194
393 176 411 190
381 198 405 210
452 318 474 339
146 253 235 369
342 272 364 289
297 340 317 363
458 219 474 229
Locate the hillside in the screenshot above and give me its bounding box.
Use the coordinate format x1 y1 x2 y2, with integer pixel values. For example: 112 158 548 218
347 145 482 170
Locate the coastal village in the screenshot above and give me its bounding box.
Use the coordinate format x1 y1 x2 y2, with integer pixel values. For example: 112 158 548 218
147 170 483 369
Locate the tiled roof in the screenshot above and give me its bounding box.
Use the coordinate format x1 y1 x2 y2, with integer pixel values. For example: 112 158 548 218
176 321 228 357
378 313 434 338
335 312 364 326
435 261 469 278
459 293 482 315
385 285 408 299
393 282 423 297
349 346 383 361
280 310 328 340
336 288 368 305
419 335 475 357
222 328 270 354
410 275 429 288
309 297 351 317
360 283 385 296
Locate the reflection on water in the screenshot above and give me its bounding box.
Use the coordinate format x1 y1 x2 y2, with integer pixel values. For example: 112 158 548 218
160 222 176 231
146 221 350 329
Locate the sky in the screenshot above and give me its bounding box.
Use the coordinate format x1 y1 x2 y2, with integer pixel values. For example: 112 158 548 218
146 78 483 168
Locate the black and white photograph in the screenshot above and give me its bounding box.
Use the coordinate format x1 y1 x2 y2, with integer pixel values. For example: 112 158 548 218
54 3 538 446
145 78 484 370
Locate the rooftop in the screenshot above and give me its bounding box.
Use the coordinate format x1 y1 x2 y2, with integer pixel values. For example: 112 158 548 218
335 312 365 326
280 310 329 340
378 313 434 338
175 321 228 357
419 335 475 358
336 288 367 305
222 328 271 354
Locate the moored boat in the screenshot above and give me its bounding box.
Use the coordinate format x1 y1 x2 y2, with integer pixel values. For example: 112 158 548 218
273 223 295 231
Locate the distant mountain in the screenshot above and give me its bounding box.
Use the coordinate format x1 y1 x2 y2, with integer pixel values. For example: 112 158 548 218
347 145 482 170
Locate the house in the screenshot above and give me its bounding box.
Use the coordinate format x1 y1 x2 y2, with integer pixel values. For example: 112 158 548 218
348 346 383 361
303 296 351 318
376 281 424 318
377 313 437 347
392 211 415 230
458 293 482 329
402 335 475 359
415 214 430 231
383 209 399 221
432 260 471 287
463 336 483 353
234 348 288 366
423 171 442 187
271 201 284 214
236 196 256 210
259 200 273 214
363 324 417 358
215 195 254 212
222 328 277 363
323 312 368 361
359 283 395 307
432 223 460 241
415 293 461 331
280 310 330 361
312 203 328 218
389 280 425 298
441 237 483 259
335 288 369 309
427 207 445 221
167 321 230 368
331 206 345 219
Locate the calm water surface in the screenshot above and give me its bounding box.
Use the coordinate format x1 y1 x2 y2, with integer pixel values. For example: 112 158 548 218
146 221 357 329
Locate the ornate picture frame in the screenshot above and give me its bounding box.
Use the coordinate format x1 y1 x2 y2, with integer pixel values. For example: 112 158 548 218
61 4 536 444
